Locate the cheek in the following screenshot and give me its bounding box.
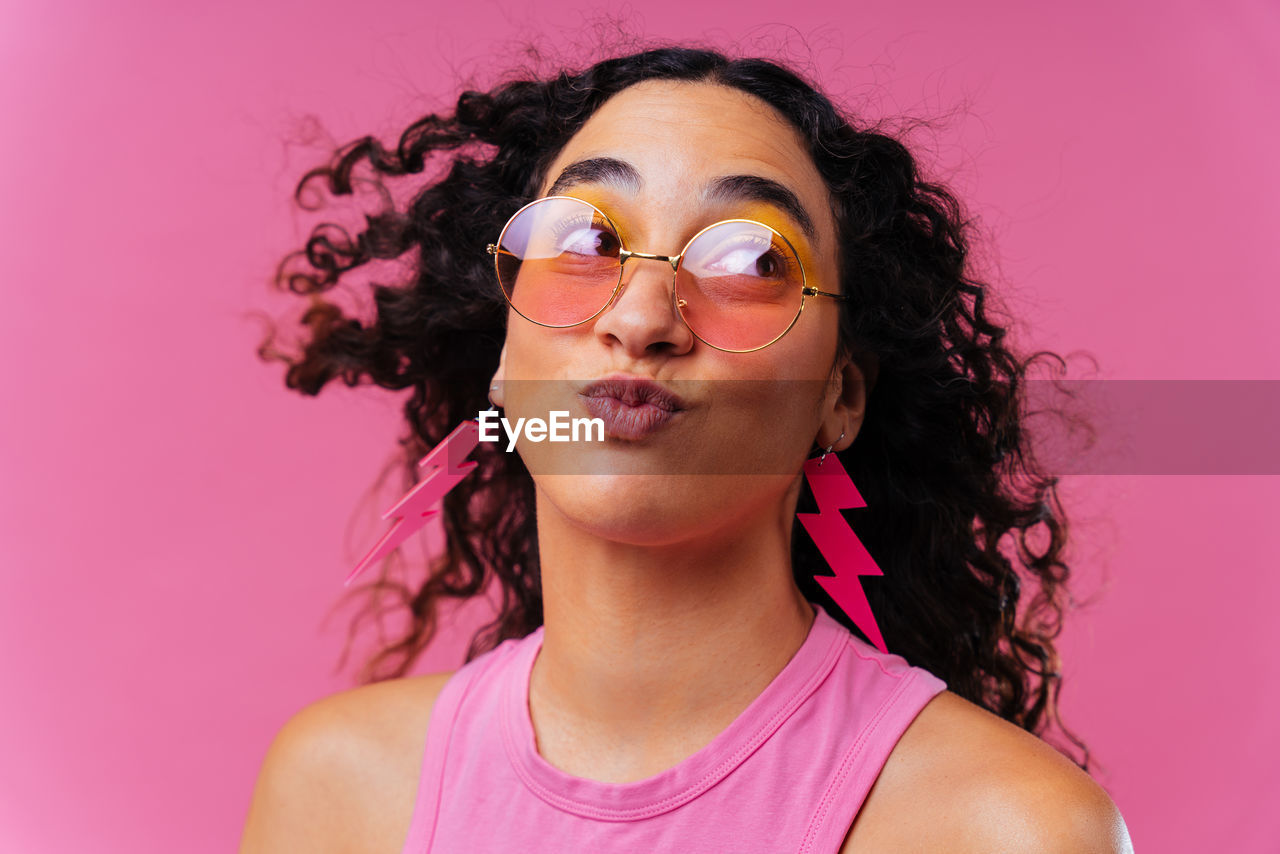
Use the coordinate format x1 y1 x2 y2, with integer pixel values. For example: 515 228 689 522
730 378 826 468
708 316 839 461
499 327 587 430
684 362 827 478
501 317 553 381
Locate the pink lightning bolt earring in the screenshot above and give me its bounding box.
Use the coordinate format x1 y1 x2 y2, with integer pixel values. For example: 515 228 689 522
795 432 889 654
343 391 497 586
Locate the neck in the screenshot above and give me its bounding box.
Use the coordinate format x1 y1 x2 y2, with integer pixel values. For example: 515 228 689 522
527 482 816 783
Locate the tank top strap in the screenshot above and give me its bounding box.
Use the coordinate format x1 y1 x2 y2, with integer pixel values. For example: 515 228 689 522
399 636 524 853
796 656 946 852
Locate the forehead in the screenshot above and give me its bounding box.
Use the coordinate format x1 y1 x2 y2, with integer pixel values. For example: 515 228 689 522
539 80 836 245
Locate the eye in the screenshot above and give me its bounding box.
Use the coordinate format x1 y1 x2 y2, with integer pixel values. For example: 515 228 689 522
551 216 621 257
701 234 792 278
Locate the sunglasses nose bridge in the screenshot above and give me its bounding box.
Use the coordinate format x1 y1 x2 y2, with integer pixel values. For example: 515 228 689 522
613 249 689 315
620 248 681 272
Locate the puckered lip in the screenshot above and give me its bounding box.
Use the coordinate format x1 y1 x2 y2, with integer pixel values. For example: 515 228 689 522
577 373 688 411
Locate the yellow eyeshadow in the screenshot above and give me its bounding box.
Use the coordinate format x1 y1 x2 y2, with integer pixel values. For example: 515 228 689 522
727 202 818 271
557 193 818 270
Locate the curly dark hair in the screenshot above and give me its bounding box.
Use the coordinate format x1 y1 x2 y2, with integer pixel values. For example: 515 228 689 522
257 43 1095 771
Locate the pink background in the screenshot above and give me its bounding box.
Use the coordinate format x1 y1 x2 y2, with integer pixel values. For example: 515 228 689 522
2 1 1277 851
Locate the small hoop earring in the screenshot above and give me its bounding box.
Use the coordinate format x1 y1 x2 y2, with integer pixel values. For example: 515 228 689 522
817 431 845 467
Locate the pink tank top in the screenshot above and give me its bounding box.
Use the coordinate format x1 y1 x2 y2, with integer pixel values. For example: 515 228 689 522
400 603 947 853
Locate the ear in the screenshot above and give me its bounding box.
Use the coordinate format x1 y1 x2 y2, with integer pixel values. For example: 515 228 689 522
816 351 877 452
488 342 508 408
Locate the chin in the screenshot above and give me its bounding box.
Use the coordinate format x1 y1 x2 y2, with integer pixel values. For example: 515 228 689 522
534 473 702 544
533 471 793 547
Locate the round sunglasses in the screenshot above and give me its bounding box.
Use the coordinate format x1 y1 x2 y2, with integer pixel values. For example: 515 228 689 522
486 195 849 353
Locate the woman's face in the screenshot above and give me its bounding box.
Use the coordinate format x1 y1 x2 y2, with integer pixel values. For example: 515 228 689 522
491 79 869 545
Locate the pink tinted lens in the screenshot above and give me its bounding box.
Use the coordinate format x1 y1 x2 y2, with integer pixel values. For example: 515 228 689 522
494 197 621 325
675 221 804 350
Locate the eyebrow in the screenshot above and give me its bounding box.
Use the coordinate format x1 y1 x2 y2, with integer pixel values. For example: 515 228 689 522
544 156 819 247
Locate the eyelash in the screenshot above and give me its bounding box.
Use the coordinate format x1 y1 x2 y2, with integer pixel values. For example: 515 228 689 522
549 211 798 274
551 215 597 240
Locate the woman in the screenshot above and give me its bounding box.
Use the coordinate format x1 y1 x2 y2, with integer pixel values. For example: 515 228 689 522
241 46 1133 852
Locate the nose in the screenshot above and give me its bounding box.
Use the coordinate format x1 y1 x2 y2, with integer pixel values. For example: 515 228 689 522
592 254 695 358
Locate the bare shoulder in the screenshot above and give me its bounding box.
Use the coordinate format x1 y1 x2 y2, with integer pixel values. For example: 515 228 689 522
841 690 1134 853
239 671 456 854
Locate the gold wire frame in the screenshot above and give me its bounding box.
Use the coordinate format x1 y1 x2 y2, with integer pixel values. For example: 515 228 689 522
485 194 849 353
